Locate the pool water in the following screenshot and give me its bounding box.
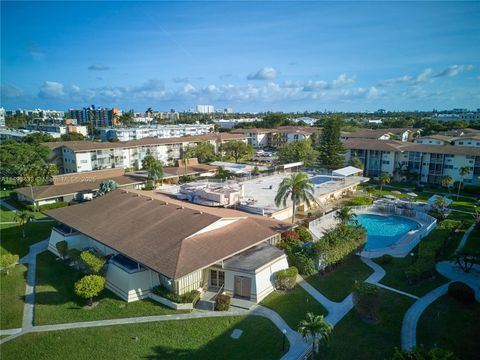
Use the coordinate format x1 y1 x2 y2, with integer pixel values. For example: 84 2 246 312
356 214 420 250
310 176 335 185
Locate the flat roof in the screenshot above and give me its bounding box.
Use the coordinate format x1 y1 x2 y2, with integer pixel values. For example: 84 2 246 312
223 242 285 273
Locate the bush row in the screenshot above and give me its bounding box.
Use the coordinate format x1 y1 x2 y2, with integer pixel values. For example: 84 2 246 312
152 285 201 305
26 201 69 211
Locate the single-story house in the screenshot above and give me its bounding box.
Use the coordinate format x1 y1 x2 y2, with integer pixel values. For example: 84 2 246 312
15 168 145 207
45 189 291 303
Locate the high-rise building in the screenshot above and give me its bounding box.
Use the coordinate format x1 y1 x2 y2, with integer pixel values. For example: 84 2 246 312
196 105 215 114
0 108 5 128
67 106 120 127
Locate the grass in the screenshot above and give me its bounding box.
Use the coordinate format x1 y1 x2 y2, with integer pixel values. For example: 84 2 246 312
463 223 480 253
0 264 27 329
0 206 17 222
305 256 374 302
261 285 327 329
0 315 287 360
318 289 415 360
417 295 480 360
35 252 184 325
0 222 53 257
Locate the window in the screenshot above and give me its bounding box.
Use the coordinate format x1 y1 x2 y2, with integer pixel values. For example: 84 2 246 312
80 160 88 164
210 270 225 287
458 142 464 145
382 160 390 165
444 165 453 169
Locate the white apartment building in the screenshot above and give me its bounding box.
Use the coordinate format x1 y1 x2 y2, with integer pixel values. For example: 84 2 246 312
26 124 88 137
100 124 213 141
47 133 247 174
196 105 215 114
344 136 480 186
231 126 321 148
213 118 261 129
0 107 5 128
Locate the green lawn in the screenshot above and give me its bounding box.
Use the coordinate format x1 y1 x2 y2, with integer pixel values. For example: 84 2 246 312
305 256 374 302
318 290 415 360
0 222 53 257
463 223 480 253
417 295 480 360
35 252 184 325
0 315 287 360
0 264 27 329
0 206 17 222
261 285 327 329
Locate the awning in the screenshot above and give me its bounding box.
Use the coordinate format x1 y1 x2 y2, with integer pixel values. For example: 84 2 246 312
332 166 363 177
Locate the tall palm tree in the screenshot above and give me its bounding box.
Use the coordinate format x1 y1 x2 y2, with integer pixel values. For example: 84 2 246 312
298 312 332 355
457 166 471 200
379 172 391 192
441 175 453 192
181 145 195 175
335 206 356 224
275 173 316 224
141 154 164 184
15 210 32 239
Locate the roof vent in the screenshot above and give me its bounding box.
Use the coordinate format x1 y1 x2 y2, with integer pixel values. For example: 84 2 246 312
199 211 203 215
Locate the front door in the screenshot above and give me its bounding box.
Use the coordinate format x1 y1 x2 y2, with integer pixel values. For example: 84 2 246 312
234 276 251 299
210 270 225 288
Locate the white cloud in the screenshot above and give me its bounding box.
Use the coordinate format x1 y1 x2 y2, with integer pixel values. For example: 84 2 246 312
432 64 473 78
38 81 65 99
332 73 355 88
88 64 110 71
247 67 279 80
1 84 24 98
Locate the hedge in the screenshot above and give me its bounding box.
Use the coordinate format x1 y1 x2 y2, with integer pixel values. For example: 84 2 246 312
274 266 298 290
80 251 106 274
296 226 313 243
346 196 374 206
152 285 201 304
215 294 231 311
287 252 315 276
26 201 68 211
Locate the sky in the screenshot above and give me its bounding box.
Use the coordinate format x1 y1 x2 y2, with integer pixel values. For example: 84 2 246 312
1 1 480 112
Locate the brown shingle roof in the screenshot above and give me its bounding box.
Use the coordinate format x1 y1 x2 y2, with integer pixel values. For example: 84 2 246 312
163 164 217 177
43 133 246 152
45 190 290 279
15 175 145 201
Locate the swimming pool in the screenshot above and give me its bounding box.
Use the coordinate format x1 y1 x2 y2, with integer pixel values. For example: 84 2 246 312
310 176 335 185
356 214 420 250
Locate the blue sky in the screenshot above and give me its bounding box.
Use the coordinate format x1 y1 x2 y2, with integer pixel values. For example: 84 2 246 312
1 1 479 112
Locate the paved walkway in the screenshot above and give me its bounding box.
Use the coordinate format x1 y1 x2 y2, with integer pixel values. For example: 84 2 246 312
455 221 477 253
401 282 450 351
21 240 49 330
0 200 19 212
436 261 480 301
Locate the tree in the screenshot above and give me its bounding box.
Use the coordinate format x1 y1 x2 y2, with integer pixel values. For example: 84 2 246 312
335 206 356 225
24 132 56 144
457 166 470 200
180 145 195 175
74 275 106 306
55 240 69 259
275 172 316 224
0 254 19 275
220 141 255 163
298 312 332 355
379 172 391 192
145 107 153 118
214 166 233 180
317 116 346 170
441 175 453 191
60 132 86 141
259 113 291 128
141 154 164 183
277 140 318 167
118 110 135 128
96 180 118 197
433 196 450 220
189 142 215 163
350 156 364 170
15 210 32 239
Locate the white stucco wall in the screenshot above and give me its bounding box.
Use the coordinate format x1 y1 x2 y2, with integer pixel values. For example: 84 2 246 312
254 255 289 302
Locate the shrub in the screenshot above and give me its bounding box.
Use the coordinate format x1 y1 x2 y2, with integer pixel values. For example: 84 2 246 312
274 266 298 290
67 248 81 261
296 226 313 243
80 251 106 274
438 219 462 231
346 196 373 206
0 254 19 275
391 346 457 360
288 252 315 276
448 281 475 304
282 230 299 241
182 290 201 305
215 294 231 311
27 201 69 211
352 281 380 322
152 285 201 304
74 275 106 306
55 241 69 259
379 254 393 265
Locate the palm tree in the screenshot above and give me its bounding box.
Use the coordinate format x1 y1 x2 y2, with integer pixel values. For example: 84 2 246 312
298 312 332 355
379 172 391 192
141 154 164 184
181 145 194 175
275 173 316 224
15 210 32 239
457 166 471 200
441 175 453 192
335 206 356 224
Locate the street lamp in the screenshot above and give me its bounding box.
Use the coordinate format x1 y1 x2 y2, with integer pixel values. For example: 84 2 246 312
282 329 287 353
410 252 415 264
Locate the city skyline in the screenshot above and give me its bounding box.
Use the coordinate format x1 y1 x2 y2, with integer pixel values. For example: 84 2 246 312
1 1 479 112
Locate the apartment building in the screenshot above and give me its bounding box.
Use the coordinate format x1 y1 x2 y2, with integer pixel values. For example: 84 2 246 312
26 124 88 137
100 124 213 141
344 137 480 186
45 133 247 173
341 128 419 142
67 107 120 127
231 126 321 148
